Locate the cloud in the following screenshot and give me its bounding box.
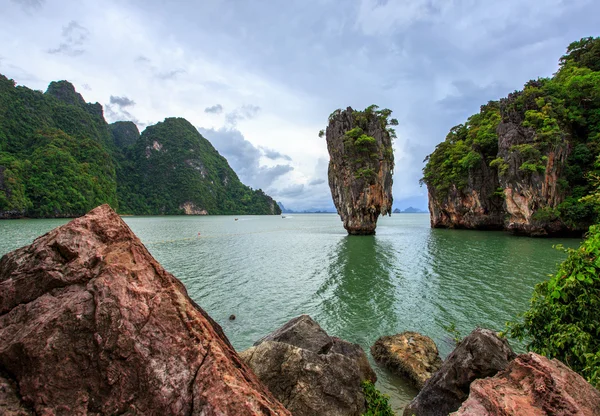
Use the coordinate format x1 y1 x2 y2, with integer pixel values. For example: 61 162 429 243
260 146 292 161
225 104 261 126
47 20 89 57
110 95 135 107
10 0 44 9
204 104 223 114
275 183 305 198
105 94 141 126
156 68 185 80
198 126 293 190
308 178 325 186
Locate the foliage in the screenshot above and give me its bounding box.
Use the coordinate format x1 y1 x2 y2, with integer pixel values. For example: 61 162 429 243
0 75 119 216
422 102 501 197
361 381 395 416
118 118 279 215
506 224 600 389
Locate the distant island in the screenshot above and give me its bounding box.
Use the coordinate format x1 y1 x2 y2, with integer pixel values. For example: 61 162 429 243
0 75 280 218
393 207 427 214
277 202 335 214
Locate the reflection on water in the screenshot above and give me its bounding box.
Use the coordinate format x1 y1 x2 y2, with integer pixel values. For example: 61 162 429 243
0 213 579 413
316 234 419 409
317 236 398 341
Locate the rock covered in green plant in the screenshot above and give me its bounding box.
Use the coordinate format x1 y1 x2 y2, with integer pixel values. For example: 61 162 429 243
0 74 281 217
118 117 280 215
506 224 600 389
324 105 395 235
422 37 600 236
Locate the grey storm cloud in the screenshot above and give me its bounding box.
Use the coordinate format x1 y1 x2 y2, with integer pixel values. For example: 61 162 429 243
260 147 292 161
204 104 223 114
198 126 293 190
225 104 261 126
47 20 89 57
110 95 136 108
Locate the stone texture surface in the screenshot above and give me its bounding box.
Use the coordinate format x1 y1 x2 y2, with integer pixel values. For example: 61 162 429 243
426 87 582 237
403 328 516 416
371 332 442 390
242 315 376 416
0 204 290 415
325 107 394 235
452 352 600 416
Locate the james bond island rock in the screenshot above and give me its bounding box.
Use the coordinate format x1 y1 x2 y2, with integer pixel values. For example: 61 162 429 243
404 328 516 416
371 332 442 390
324 105 395 235
240 315 376 416
422 37 600 236
453 353 600 416
0 205 290 415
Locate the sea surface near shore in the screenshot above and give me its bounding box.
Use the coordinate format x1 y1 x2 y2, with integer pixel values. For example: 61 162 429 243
0 213 579 412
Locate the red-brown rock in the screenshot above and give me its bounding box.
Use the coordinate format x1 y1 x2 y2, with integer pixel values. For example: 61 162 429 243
0 204 290 415
452 352 600 416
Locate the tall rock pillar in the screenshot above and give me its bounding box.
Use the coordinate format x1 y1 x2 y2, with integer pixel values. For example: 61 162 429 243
324 106 395 235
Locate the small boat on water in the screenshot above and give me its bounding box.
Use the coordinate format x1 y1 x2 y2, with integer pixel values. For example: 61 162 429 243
281 215 286 218
234 218 238 221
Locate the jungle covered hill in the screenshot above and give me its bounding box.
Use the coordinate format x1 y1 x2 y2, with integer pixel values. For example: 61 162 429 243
0 75 280 218
422 37 600 237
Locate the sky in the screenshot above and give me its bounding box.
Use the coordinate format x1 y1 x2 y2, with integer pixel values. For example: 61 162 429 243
1 0 599 211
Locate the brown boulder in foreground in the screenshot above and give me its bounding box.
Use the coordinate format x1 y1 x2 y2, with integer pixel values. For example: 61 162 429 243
404 328 516 416
0 204 290 415
371 331 442 390
241 315 377 416
452 352 600 416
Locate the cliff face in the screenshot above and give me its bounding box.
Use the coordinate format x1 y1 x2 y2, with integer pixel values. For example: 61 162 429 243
495 92 571 236
325 106 395 235
427 159 504 230
424 38 600 236
0 205 290 415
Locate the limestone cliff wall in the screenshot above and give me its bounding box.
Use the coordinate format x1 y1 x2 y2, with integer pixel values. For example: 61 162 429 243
427 158 504 230
427 90 578 237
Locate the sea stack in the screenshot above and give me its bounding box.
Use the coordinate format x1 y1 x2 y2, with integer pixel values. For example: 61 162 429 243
324 106 395 235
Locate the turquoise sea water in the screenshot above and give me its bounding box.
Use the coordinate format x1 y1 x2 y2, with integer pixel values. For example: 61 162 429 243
0 213 580 412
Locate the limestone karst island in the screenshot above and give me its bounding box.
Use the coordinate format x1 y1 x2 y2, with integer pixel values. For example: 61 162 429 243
1 1 600 415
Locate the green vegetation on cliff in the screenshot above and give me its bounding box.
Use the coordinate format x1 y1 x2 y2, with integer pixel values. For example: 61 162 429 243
422 102 500 197
119 118 279 215
0 75 118 217
423 37 600 230
326 105 396 184
0 74 280 217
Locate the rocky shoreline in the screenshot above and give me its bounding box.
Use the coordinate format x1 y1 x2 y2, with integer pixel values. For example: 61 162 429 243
1 205 599 415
